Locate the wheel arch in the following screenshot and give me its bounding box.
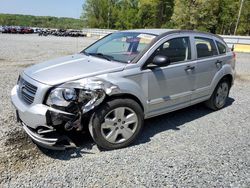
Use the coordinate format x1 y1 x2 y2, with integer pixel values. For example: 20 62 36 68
221 74 233 88
105 93 145 113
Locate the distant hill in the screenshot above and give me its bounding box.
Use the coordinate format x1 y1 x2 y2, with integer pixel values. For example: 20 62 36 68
0 13 84 29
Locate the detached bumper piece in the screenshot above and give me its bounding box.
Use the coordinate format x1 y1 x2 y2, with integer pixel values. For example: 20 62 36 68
21 122 76 150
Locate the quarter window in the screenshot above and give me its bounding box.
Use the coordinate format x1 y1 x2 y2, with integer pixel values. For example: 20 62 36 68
216 41 227 54
195 37 218 58
152 37 191 63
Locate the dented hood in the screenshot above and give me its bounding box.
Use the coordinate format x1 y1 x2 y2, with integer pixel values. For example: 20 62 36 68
24 53 126 85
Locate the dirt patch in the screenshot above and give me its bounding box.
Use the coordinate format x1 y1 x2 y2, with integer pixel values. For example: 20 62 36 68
4 129 32 149
0 129 42 175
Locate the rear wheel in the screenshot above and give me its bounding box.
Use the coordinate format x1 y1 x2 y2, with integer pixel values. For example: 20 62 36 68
89 98 144 150
205 79 230 110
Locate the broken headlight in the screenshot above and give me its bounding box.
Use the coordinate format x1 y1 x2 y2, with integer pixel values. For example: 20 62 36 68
46 78 119 113
47 88 77 107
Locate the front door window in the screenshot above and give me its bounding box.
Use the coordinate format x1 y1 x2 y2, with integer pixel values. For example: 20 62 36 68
150 37 191 64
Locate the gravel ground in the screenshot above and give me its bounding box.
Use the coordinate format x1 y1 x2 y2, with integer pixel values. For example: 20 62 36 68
0 34 249 187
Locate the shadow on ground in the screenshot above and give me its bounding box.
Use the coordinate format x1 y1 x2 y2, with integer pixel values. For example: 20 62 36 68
39 98 235 160
135 97 234 145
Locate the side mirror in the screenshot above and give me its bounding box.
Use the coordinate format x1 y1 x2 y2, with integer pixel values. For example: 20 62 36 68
152 55 170 67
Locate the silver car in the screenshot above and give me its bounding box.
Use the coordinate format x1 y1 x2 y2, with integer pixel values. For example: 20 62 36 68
11 29 236 150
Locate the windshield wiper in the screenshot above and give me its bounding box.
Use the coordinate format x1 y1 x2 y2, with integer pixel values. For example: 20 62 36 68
81 50 89 56
89 53 113 61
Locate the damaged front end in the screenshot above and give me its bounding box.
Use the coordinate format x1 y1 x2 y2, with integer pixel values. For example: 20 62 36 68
38 78 120 149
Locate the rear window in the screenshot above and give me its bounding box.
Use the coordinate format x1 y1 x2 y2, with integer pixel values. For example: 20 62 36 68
195 37 218 58
216 41 227 54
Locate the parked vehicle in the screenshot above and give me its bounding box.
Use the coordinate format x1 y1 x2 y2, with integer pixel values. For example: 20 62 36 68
1 26 34 34
38 29 50 36
19 27 34 34
2 26 11 33
38 29 86 37
11 29 236 150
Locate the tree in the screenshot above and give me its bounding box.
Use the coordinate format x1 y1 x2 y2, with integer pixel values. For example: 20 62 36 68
81 0 111 28
235 0 250 35
0 14 84 29
216 0 240 35
171 0 221 33
114 0 139 29
81 0 250 35
81 0 174 29
138 0 174 28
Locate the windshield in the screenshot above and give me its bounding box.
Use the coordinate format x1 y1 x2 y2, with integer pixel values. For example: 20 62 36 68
83 32 156 63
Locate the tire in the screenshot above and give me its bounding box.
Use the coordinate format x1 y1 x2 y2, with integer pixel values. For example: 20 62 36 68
205 79 230 110
89 98 144 150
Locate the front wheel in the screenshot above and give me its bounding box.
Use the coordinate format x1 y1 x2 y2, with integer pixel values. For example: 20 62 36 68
205 79 230 110
89 98 144 150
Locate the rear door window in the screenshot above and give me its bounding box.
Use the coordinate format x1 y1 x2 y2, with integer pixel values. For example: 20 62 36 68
195 37 218 58
216 41 227 54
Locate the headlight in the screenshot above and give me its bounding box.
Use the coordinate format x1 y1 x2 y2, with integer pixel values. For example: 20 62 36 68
46 78 120 113
47 88 76 107
63 88 76 101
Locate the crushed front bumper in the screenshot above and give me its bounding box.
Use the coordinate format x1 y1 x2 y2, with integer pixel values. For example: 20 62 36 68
21 122 76 150
11 85 77 150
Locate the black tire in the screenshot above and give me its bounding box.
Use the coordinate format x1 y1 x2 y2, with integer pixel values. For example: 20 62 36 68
205 79 230 110
90 98 144 150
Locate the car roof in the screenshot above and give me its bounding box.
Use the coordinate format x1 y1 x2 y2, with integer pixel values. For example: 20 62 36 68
121 29 176 36
120 29 223 41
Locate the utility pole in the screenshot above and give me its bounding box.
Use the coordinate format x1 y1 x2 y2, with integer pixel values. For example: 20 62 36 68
234 0 244 35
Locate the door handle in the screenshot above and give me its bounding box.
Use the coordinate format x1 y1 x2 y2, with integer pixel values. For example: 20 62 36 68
185 65 195 72
215 60 222 68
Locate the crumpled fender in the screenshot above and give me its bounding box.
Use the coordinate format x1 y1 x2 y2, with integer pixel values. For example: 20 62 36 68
61 77 121 113
96 74 148 113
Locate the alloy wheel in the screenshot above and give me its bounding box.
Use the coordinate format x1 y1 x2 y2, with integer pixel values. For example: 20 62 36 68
215 82 229 108
101 107 138 144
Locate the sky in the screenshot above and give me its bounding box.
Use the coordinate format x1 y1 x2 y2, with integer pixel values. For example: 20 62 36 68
0 0 85 19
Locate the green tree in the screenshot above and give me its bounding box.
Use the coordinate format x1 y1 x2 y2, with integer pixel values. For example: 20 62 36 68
81 0 111 28
114 0 139 29
81 0 250 35
0 14 84 29
82 0 174 29
235 0 250 35
171 0 221 33
217 0 240 35
137 0 173 28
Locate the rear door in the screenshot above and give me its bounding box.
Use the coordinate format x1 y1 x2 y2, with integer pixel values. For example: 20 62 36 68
191 35 220 104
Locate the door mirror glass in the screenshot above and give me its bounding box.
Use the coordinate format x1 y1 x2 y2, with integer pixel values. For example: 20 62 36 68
152 55 170 67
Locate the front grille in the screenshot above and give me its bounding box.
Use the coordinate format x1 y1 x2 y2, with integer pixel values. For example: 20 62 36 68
18 77 37 105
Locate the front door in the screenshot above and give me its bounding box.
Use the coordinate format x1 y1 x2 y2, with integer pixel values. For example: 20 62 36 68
143 36 196 117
